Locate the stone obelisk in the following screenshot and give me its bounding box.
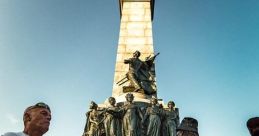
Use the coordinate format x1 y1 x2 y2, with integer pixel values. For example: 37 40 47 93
112 0 156 103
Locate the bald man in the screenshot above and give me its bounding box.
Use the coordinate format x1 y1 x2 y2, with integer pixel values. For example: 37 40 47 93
2 102 51 136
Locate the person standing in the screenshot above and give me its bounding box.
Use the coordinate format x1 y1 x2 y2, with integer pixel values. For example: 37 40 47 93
2 102 51 136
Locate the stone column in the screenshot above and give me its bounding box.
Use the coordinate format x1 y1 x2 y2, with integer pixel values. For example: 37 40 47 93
112 0 156 103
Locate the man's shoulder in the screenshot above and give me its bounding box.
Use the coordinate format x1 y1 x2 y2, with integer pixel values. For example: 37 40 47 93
2 132 27 136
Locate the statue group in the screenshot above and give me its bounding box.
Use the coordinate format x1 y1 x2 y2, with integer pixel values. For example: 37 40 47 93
83 93 180 136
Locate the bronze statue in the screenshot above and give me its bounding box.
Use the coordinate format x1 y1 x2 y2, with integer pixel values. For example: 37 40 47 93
104 97 122 136
162 101 180 136
83 101 105 136
124 51 143 92
121 50 159 95
142 97 162 136
121 93 143 136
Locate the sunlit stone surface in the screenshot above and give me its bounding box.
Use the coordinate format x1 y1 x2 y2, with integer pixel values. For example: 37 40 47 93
112 1 155 102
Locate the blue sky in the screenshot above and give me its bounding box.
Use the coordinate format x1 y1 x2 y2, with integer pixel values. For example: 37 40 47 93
0 0 258 136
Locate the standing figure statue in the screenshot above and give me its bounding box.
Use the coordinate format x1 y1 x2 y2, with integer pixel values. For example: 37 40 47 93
162 101 180 136
124 51 143 92
142 97 162 136
83 101 105 136
122 93 143 136
123 50 159 95
104 97 122 136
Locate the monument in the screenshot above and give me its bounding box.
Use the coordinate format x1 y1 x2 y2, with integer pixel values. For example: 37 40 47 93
113 0 157 103
83 0 198 136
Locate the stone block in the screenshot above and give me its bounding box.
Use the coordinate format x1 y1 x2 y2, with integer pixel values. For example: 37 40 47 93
125 37 146 45
126 22 147 29
116 53 124 62
116 53 133 62
117 44 126 53
145 9 151 15
147 22 152 28
115 62 128 72
143 2 150 8
145 29 153 36
118 37 125 44
121 15 128 22
129 15 144 22
129 2 145 8
119 29 127 36
122 53 133 60
127 29 145 37
120 22 126 29
125 44 154 53
144 15 152 21
123 8 145 15
142 44 154 53
122 2 131 9
146 37 153 44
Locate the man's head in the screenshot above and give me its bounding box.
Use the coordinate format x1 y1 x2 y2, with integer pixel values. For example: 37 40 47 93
23 102 51 136
108 97 116 106
89 101 98 110
133 51 141 58
125 93 134 102
168 101 175 109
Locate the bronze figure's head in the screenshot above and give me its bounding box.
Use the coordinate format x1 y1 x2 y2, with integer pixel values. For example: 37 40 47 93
125 93 134 102
108 97 116 106
133 50 141 58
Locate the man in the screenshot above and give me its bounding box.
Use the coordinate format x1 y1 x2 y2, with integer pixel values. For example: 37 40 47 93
124 50 158 94
2 102 51 136
124 50 143 92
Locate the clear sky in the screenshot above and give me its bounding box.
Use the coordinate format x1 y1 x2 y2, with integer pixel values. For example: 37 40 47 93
0 0 258 136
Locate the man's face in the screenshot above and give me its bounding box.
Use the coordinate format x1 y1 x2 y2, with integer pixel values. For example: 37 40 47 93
109 98 116 106
168 103 174 109
133 52 140 58
29 108 51 134
126 96 133 102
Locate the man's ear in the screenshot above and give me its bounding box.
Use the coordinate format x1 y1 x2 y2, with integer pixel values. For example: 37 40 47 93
24 113 31 122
